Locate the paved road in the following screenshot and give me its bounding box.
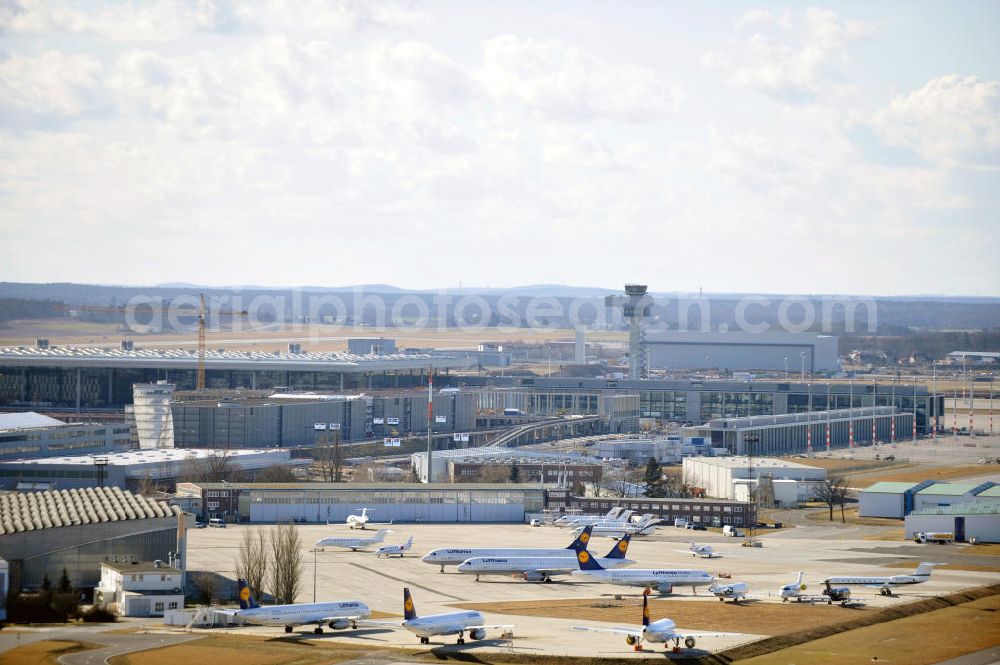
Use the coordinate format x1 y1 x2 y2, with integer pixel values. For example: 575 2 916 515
934 645 1000 665
0 624 200 665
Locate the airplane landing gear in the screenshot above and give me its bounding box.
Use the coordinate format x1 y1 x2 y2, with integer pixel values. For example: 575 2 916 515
314 626 324 634
420 637 429 644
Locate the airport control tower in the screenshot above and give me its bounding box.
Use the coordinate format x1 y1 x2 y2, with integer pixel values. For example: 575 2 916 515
605 284 653 380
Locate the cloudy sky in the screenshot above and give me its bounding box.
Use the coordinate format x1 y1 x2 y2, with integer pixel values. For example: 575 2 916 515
1 1 997 295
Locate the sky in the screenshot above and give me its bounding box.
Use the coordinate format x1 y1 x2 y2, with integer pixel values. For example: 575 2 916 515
0 1 998 296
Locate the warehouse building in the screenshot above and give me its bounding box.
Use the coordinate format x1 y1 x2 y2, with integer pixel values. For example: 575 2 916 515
905 501 1000 543
0 448 304 491
569 495 756 528
913 482 997 512
644 331 841 372
0 412 131 461
463 377 943 434
859 481 936 519
0 346 473 409
174 482 547 523
0 487 188 590
705 407 914 455
411 448 603 484
172 389 477 448
682 456 827 501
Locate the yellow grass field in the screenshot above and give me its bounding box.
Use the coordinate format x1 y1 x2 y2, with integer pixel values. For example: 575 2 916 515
107 634 371 665
847 465 991 487
455 596 868 638
739 593 1000 665
0 639 99 665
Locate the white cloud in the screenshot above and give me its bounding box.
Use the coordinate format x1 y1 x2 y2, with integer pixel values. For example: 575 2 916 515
0 0 422 41
481 35 679 122
871 75 1000 169
0 51 106 122
705 8 871 103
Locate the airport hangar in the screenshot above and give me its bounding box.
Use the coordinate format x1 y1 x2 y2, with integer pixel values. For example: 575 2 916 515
0 346 474 410
0 486 188 590
469 376 943 434
643 331 841 372
173 482 549 523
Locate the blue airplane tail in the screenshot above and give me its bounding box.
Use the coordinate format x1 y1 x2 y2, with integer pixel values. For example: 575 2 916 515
566 524 593 552
641 588 651 626
575 547 604 571
605 533 631 559
237 579 259 610
403 587 418 621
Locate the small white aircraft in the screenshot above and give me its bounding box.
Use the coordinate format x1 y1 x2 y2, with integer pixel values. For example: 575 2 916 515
574 514 659 539
708 581 750 603
825 562 944 596
572 589 737 652
370 587 513 645
780 572 851 605
315 528 390 552
554 507 625 526
376 535 414 558
678 542 721 559
571 549 714 595
346 507 392 530
557 509 635 529
222 579 370 634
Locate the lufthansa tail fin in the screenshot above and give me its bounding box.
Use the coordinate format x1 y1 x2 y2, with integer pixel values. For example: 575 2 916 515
605 533 631 559
576 547 605 571
641 588 651 626
237 578 260 610
566 524 594 552
403 587 418 621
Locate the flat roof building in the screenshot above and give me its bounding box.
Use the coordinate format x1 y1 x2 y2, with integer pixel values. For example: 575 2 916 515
0 448 305 492
411 447 603 483
175 482 549 523
682 456 827 500
0 411 131 461
644 331 840 372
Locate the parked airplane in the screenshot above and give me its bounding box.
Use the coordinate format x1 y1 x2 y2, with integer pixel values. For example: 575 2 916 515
824 562 943 596
571 549 714 595
316 528 390 551
376 535 414 558
677 543 721 559
421 525 594 572
554 507 625 526
373 587 513 645
708 581 750 602
557 509 635 528
346 507 392 530
780 572 851 605
572 589 736 651
456 535 635 582
224 579 370 634
575 514 659 539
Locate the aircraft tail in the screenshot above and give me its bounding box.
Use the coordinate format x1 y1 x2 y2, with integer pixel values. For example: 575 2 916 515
914 562 943 579
605 533 631 559
403 587 418 621
795 571 804 588
237 578 259 610
404 535 413 548
372 529 389 543
641 588 651 626
575 547 604 571
566 524 593 552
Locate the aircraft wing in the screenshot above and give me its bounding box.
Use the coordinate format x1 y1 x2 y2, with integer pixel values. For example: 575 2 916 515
467 623 515 632
317 614 368 623
674 629 743 638
572 625 641 638
356 618 404 627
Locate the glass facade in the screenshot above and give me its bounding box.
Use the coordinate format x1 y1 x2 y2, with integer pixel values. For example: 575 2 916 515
699 392 773 421
639 390 687 420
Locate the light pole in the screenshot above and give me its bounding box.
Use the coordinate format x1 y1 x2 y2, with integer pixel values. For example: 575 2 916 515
312 547 318 602
800 351 806 380
784 357 789 379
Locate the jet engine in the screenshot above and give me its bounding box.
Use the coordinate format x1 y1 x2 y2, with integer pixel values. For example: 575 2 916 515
522 571 546 582
655 583 672 594
329 619 351 630
684 636 696 649
469 628 486 640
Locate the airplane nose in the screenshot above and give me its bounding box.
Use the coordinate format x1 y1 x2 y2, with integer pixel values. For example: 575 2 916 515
421 554 432 562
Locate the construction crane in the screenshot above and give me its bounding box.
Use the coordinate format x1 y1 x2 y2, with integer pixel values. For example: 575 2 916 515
52 294 247 390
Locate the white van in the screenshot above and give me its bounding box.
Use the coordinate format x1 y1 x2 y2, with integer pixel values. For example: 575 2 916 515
208 518 226 528
674 518 687 528
723 525 741 537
